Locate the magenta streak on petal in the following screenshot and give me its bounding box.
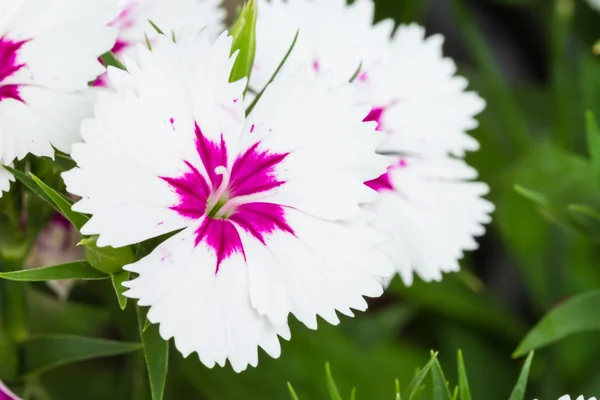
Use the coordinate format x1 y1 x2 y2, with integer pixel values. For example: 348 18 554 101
230 203 294 244
194 123 227 189
358 72 368 82
363 107 385 131
228 142 288 197
164 122 293 272
195 218 245 273
312 60 320 72
0 38 28 103
250 124 255 133
365 171 394 192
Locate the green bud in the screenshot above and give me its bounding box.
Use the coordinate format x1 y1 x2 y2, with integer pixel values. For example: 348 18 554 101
82 236 135 275
229 0 257 90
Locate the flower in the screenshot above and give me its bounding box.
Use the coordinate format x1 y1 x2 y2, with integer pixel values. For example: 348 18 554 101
0 0 120 196
557 396 598 400
586 0 600 12
63 31 393 371
253 0 492 284
0 380 20 400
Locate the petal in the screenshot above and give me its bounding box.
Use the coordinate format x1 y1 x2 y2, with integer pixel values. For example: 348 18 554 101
123 227 289 373
370 156 494 285
247 70 390 221
0 379 20 400
244 207 393 328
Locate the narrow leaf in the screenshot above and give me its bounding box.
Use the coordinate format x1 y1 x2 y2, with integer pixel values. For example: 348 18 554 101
404 352 438 400
457 350 472 400
325 363 342 400
287 382 301 400
21 335 142 375
4 166 53 206
514 185 550 208
246 30 299 116
29 173 89 230
508 351 534 400
100 52 127 71
350 387 356 400
111 271 130 310
148 20 165 35
567 204 600 221
143 318 152 332
514 290 600 356
431 358 452 400
229 0 257 87
586 111 600 179
0 262 107 282
396 379 401 400
137 307 169 400
349 61 363 83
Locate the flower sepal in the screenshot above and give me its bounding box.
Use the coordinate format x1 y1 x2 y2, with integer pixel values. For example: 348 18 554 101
228 0 257 89
81 236 135 275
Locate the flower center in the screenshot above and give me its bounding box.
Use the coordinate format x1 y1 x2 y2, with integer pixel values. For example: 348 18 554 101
0 37 28 103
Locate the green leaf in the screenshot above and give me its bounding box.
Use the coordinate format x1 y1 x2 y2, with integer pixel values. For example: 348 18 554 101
287 382 301 400
246 30 299 116
457 350 471 400
508 351 534 400
514 185 550 209
0 262 107 282
21 335 142 375
83 236 135 275
29 173 89 231
148 19 165 36
586 111 600 179
403 352 438 400
348 61 363 83
111 271 130 310
325 363 342 400
100 52 127 71
395 379 401 400
228 0 257 88
143 318 152 332
568 204 600 221
137 307 169 400
4 165 53 207
514 290 600 357
431 358 452 400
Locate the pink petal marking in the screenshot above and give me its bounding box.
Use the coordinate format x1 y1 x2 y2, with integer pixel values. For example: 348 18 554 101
0 380 20 400
363 107 385 131
365 171 394 192
0 38 28 103
164 122 293 272
312 60 320 72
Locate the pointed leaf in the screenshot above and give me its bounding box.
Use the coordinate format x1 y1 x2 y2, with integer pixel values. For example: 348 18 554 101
287 383 301 400
111 271 130 310
514 290 600 357
83 236 135 275
148 19 165 35
325 363 342 400
396 379 401 400
4 166 53 207
137 307 169 400
457 350 472 400
404 352 438 400
431 358 452 400
586 111 600 179
229 0 257 88
508 351 534 400
29 173 89 231
21 335 142 375
514 185 550 208
0 262 107 282
567 204 600 221
246 30 298 116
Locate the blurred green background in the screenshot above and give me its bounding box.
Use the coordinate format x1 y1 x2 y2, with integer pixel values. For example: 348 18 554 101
6 0 600 398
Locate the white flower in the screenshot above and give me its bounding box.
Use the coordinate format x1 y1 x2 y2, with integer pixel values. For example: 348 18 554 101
0 0 120 196
367 157 493 285
63 32 393 372
557 396 598 400
253 0 492 285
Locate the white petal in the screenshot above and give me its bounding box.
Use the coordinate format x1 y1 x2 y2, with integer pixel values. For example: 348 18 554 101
371 24 485 157
244 207 393 328
247 70 389 221
369 156 493 285
123 226 289 372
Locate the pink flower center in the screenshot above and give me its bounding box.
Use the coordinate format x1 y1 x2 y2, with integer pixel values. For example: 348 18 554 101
163 123 294 272
0 38 27 103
